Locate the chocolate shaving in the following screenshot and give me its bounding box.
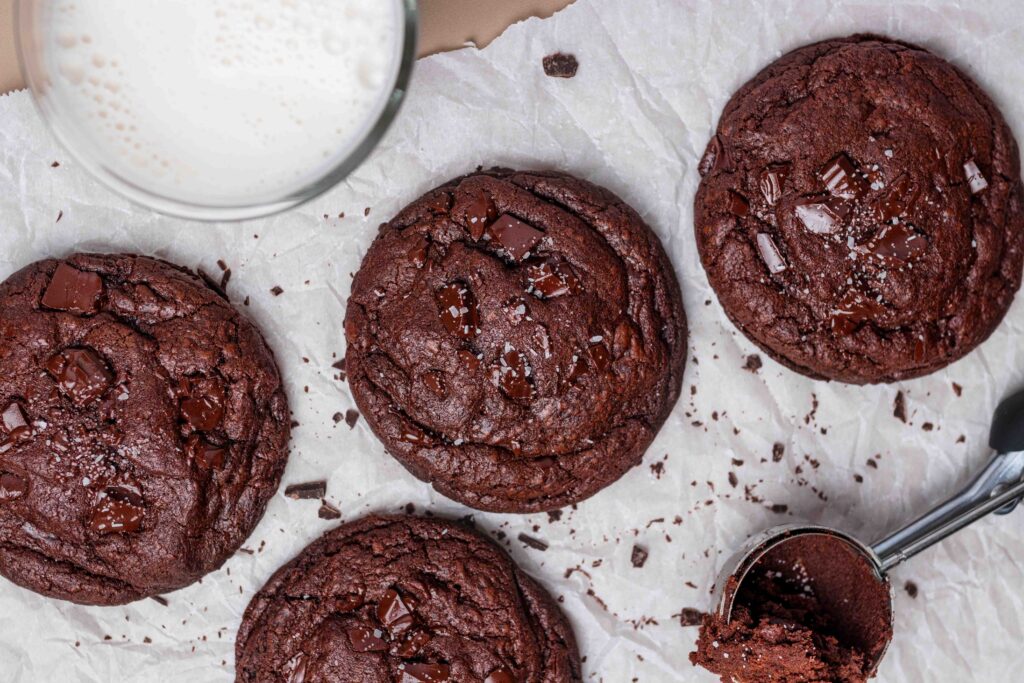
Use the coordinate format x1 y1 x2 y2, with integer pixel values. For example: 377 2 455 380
517 533 549 551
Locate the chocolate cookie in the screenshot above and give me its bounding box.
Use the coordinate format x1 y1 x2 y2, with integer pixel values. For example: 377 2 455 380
344 169 687 512
235 514 581 682
0 253 290 605
695 35 1024 383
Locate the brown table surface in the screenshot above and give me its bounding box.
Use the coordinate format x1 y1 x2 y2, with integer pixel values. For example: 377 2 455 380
0 0 574 95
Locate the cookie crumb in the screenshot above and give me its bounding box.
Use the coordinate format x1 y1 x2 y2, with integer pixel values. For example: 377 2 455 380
893 391 907 423
631 544 649 568
542 52 579 78
270 285 284 296
904 581 918 598
518 533 549 551
743 354 762 372
318 501 342 520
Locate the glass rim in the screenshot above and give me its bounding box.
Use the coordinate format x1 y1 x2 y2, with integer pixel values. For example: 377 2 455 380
15 0 419 222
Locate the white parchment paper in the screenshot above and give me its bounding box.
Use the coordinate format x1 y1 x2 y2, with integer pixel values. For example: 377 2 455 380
2 0 1024 680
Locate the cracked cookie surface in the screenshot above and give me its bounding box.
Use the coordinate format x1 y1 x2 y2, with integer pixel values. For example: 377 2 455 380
235 514 581 683
0 253 290 605
344 169 687 512
695 35 1024 384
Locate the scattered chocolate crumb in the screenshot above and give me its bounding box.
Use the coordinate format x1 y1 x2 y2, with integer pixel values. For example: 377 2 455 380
318 501 342 520
364 207 371 217
547 510 563 523
679 608 704 627
345 409 360 428
56 210 63 223
770 504 788 514
772 443 785 462
685 581 697 589
51 161 60 167
866 458 878 469
956 435 966 444
143 637 152 644
922 422 934 432
542 52 579 78
631 544 649 568
731 458 744 467
650 461 665 479
332 412 344 424
219 268 232 291
854 473 864 483
904 581 919 598
216 259 227 271
150 596 169 607
743 354 762 372
270 285 284 296
728 472 738 488
518 533 549 552
284 480 327 500
243 296 250 307
894 391 907 423
952 382 963 397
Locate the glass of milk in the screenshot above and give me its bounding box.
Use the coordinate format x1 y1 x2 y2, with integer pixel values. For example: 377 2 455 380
16 0 417 220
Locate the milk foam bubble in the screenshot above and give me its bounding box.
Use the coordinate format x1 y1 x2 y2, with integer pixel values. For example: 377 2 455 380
37 0 402 206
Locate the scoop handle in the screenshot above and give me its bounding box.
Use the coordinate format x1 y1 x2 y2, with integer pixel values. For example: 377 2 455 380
872 450 1024 572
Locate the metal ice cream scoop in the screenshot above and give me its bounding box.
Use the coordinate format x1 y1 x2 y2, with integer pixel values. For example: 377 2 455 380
711 386 1024 675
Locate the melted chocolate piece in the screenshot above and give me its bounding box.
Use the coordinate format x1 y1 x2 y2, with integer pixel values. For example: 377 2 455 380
699 135 731 176
0 472 28 502
180 393 225 433
964 159 988 194
794 195 850 234
872 174 920 223
347 625 388 652
526 260 581 299
857 223 927 263
90 486 145 534
393 628 431 658
457 349 481 373
484 670 517 683
464 193 498 241
496 345 533 400
436 284 481 339
728 191 749 216
759 164 790 206
821 153 867 199
422 371 447 397
830 291 886 336
45 348 114 406
408 236 429 269
490 215 544 261
185 434 227 469
756 233 787 273
1 402 29 436
284 653 308 683
377 588 416 636
588 342 612 372
41 263 104 315
400 424 430 446
400 663 451 683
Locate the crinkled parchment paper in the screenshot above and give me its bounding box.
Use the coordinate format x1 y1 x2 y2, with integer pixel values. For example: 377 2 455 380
3 0 1024 680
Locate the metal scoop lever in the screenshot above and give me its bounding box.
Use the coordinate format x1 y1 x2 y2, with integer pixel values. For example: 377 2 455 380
871 387 1024 572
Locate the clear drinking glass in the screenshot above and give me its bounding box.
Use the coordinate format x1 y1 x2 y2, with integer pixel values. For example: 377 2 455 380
16 0 418 221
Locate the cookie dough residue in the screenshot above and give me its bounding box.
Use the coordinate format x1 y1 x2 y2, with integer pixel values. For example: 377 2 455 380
691 535 892 683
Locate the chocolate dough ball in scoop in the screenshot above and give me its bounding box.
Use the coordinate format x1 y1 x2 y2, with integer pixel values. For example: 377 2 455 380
344 169 687 512
0 254 290 605
692 534 893 683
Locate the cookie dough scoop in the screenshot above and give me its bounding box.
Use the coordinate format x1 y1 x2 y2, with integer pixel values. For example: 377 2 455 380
695 386 1024 682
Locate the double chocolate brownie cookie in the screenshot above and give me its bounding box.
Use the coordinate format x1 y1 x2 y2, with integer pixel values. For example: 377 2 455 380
344 169 687 512
0 254 290 605
695 35 1024 383
236 514 581 682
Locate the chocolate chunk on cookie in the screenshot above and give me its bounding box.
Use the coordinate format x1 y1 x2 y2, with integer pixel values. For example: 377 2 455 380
344 169 687 512
695 35 1024 383
236 515 581 683
0 254 290 604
